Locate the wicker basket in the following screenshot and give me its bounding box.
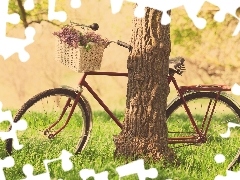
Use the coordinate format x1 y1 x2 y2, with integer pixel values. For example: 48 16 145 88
55 38 105 72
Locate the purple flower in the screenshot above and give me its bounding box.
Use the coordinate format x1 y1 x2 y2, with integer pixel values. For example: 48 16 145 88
53 24 110 49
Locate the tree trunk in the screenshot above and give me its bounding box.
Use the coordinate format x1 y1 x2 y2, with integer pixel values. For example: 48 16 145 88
114 8 176 162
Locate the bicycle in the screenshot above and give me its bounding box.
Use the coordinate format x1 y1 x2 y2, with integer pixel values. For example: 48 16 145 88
5 23 240 167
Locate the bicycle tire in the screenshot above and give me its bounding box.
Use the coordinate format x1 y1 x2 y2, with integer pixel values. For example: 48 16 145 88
166 91 240 144
5 88 92 155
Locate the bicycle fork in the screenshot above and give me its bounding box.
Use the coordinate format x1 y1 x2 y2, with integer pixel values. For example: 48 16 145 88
44 90 83 139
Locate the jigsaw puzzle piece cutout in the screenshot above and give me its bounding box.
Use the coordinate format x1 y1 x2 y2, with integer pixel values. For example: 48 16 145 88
0 0 36 61
132 3 146 19
231 83 240 95
58 149 73 171
220 122 240 138
48 0 67 22
116 159 158 180
43 149 73 173
183 0 207 29
233 22 240 36
215 170 240 180
214 154 225 164
206 0 240 36
134 0 185 25
24 0 35 11
0 26 36 62
0 0 20 37
0 119 28 150
70 0 81 8
126 0 185 25
206 0 240 22
0 102 13 130
0 101 28 150
22 150 73 180
0 156 15 180
6 13 20 25
79 169 109 180
0 110 13 124
22 164 51 180
43 149 73 172
110 0 207 27
110 0 124 14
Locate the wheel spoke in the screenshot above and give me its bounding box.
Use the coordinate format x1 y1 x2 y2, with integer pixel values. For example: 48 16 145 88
167 92 240 146
6 88 91 157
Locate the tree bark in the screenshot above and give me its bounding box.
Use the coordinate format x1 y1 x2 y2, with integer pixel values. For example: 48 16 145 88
114 8 176 162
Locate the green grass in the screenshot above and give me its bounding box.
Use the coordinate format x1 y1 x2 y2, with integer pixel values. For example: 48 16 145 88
1 110 240 180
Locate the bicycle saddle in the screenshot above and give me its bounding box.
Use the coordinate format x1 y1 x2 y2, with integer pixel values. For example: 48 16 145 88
169 56 186 75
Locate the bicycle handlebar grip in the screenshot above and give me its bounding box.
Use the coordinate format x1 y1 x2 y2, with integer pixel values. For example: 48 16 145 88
117 40 132 51
89 23 99 31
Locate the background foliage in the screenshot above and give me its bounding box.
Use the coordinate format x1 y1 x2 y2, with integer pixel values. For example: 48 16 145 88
1 0 240 110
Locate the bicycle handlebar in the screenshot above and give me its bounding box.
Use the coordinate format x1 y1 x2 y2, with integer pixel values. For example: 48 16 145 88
116 40 132 51
70 21 99 31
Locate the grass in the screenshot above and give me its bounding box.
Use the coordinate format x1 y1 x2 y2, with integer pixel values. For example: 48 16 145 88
1 110 240 180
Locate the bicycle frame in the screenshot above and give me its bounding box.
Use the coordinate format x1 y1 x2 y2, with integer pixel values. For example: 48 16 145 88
47 71 232 145
77 71 128 129
167 75 231 144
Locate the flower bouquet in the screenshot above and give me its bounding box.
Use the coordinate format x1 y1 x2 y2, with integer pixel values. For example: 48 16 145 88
54 24 109 72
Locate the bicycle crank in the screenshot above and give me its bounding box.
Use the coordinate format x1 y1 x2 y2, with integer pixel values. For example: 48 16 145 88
43 129 56 139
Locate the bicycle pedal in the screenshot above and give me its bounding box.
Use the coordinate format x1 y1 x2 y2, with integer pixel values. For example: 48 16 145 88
44 129 50 135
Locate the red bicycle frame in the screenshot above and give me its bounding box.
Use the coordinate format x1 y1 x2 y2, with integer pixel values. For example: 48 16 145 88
47 71 232 145
168 75 231 144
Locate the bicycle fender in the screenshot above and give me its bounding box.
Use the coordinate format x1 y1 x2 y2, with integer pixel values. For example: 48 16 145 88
167 91 240 110
167 92 191 109
220 92 240 109
60 85 83 93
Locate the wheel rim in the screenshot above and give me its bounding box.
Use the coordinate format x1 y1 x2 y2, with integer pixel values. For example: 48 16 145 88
11 92 86 159
167 94 240 146
167 93 240 171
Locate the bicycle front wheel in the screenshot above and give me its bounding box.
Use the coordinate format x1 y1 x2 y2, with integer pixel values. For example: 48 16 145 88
6 88 91 157
167 91 240 145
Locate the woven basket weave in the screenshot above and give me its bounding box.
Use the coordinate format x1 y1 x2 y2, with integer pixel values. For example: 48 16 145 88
55 38 105 72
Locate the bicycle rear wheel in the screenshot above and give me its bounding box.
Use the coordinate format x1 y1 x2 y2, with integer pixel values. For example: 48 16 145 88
5 88 92 157
167 91 240 145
